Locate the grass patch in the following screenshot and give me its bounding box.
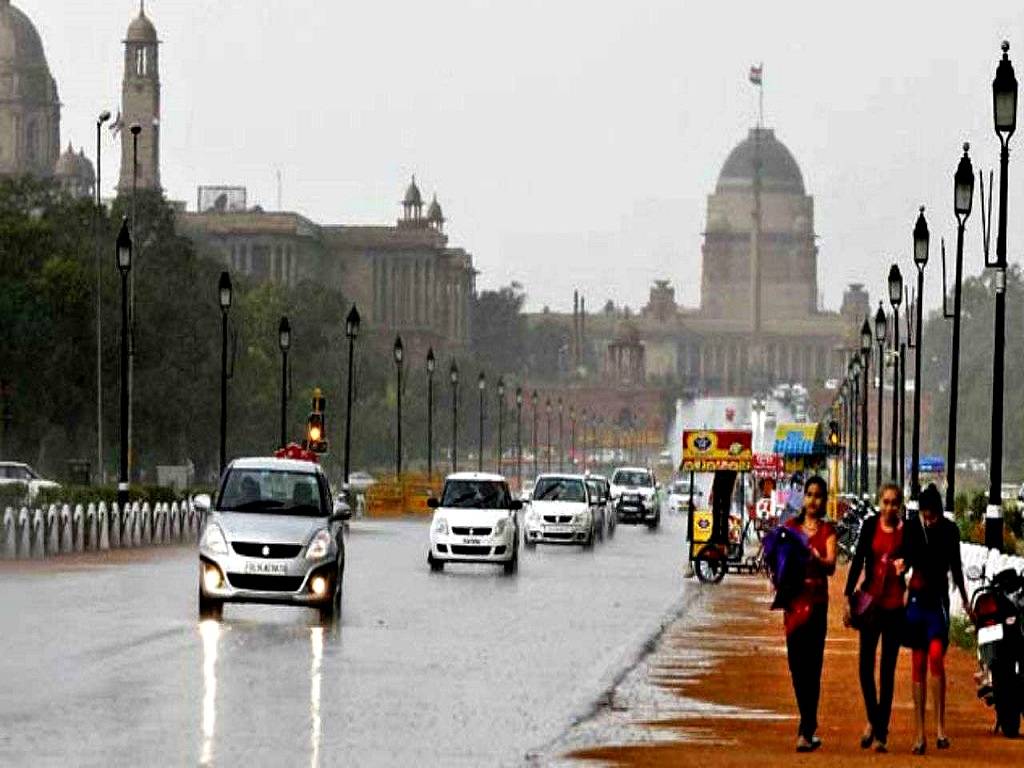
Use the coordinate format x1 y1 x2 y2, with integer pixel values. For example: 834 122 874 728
949 614 976 651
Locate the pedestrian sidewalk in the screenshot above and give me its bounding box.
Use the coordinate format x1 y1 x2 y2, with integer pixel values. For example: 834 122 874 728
568 568 1023 767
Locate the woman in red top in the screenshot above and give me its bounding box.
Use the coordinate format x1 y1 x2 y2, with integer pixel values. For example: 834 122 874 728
783 475 837 752
843 482 907 753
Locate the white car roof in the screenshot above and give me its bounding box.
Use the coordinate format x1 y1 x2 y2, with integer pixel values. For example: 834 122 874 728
0 461 28 468
536 473 587 481
445 472 507 482
229 457 320 473
613 467 652 474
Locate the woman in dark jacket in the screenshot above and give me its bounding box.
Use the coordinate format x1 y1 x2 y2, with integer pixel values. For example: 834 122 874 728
903 484 970 755
844 482 907 753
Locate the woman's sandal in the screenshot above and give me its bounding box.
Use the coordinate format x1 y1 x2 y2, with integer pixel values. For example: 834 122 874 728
912 742 926 755
860 727 874 749
936 737 951 749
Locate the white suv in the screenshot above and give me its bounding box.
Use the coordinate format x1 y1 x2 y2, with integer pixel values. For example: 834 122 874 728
523 474 595 547
0 462 60 502
427 473 522 574
610 467 660 528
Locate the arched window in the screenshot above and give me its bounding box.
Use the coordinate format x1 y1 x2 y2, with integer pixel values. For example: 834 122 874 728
135 46 148 76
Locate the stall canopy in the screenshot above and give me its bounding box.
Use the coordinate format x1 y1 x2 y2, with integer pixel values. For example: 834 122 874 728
773 423 825 456
681 429 753 472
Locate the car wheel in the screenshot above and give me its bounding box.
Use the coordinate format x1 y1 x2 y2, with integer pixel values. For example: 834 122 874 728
198 590 223 621
428 552 444 572
582 529 594 549
523 531 536 549
646 513 660 530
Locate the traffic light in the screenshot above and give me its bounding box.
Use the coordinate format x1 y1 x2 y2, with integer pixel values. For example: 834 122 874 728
827 419 841 455
305 388 328 453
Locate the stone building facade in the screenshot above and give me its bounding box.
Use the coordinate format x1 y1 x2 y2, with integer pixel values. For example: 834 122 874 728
117 4 160 193
526 125 870 398
0 1 63 179
178 177 476 354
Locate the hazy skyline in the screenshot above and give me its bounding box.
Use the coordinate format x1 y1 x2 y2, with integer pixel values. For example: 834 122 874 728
30 0 1024 314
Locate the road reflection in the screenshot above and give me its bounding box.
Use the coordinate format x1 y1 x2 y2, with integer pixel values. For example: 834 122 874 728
309 626 323 768
198 619 221 767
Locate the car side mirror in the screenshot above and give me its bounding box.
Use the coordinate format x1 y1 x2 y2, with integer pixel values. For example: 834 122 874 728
193 493 211 514
330 498 353 522
510 499 523 511
427 497 440 509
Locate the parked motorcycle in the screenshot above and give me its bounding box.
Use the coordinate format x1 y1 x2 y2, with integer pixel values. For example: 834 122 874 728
968 562 1024 737
835 495 872 564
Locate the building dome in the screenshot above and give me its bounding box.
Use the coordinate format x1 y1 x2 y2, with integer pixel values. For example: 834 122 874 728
54 143 94 182
427 194 443 222
403 176 422 207
715 128 805 195
0 1 57 100
125 5 157 43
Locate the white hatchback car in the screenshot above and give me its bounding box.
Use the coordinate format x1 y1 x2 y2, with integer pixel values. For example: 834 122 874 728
427 473 522 574
523 474 595 547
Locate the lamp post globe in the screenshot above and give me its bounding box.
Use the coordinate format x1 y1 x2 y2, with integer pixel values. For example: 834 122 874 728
345 305 361 339
116 218 132 272
278 316 291 352
954 143 975 219
913 207 930 267
426 347 435 373
994 41 1018 137
393 336 404 365
218 271 232 311
887 264 903 308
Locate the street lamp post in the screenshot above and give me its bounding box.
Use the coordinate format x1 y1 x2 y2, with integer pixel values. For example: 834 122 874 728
116 219 132 507
841 380 851 492
94 109 110 484
570 405 576 470
944 144 975 513
860 319 872 496
426 348 435 480
497 377 505 472
986 41 1018 551
888 266 903 484
343 305 360 486
218 272 232 474
910 207 929 504
531 390 539 480
874 303 887 489
278 317 290 448
450 362 460 473
557 397 564 472
127 124 141 485
477 372 486 472
515 388 523 489
545 399 552 472
393 336 404 477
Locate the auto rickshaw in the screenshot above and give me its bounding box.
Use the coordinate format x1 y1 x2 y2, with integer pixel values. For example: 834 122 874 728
681 429 755 584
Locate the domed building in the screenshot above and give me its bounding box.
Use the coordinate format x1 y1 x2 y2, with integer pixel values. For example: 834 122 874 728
0 0 61 179
54 142 95 199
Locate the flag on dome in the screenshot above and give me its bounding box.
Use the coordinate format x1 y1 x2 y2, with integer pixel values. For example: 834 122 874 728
749 64 763 86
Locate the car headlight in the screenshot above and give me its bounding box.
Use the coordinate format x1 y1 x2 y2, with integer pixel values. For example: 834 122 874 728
493 518 509 536
306 529 333 560
201 523 228 555
525 509 539 524
433 517 449 535
574 512 590 525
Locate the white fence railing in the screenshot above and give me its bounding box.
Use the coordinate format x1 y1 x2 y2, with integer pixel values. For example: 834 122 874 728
1 500 200 560
953 542 1024 616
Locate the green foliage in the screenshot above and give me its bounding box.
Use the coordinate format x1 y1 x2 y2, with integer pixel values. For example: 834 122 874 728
0 482 28 508
34 484 187 507
949 614 976 651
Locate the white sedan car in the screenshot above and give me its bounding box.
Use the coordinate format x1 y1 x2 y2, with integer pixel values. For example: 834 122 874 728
428 473 522 574
0 462 60 501
523 474 595 547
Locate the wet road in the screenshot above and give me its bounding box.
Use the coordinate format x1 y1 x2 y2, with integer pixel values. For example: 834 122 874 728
0 512 691 767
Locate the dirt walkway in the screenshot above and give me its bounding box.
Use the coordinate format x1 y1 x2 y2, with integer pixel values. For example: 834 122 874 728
570 569 1023 766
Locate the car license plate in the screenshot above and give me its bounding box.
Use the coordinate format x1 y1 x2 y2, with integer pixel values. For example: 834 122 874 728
244 560 287 575
463 537 481 545
978 623 1004 645
545 526 572 534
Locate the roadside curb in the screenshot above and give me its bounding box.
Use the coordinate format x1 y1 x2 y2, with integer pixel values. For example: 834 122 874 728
524 571 703 765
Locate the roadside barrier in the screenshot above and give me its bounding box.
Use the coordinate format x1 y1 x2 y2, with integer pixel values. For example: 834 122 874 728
366 474 440 518
0 497 195 561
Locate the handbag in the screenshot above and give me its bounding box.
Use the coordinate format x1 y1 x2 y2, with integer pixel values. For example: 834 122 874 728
848 588 877 631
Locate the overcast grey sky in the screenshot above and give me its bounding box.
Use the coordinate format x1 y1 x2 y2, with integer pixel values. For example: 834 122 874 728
30 0 1024 314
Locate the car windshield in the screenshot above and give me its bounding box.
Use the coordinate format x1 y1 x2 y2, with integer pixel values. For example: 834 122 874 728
218 469 324 516
671 482 691 494
613 470 653 487
440 480 511 509
533 477 586 502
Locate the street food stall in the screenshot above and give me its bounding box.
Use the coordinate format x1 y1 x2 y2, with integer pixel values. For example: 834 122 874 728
772 423 828 476
681 429 754 583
